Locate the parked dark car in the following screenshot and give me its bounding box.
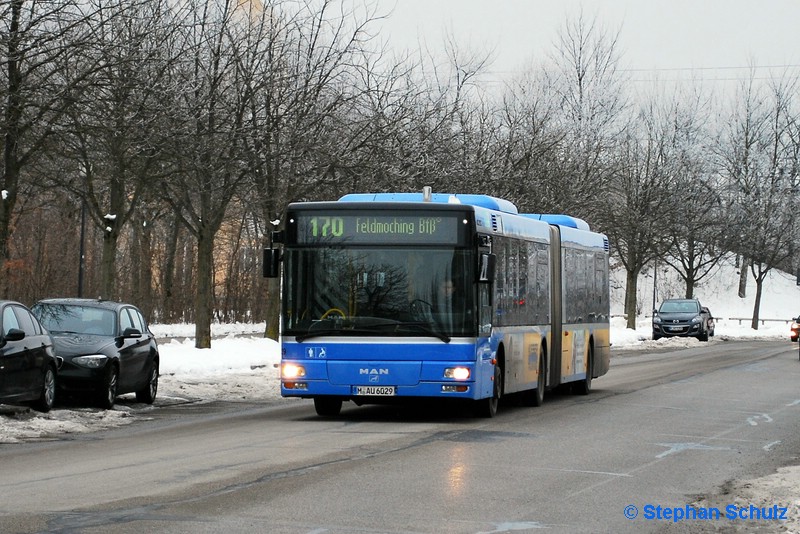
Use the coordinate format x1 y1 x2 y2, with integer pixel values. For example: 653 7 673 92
0 300 59 412
32 299 159 409
652 298 714 342
790 316 799 342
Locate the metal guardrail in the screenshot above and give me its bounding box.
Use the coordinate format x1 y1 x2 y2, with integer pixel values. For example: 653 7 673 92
726 318 794 325
616 314 795 325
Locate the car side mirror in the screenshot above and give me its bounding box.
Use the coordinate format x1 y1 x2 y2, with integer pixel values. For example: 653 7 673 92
3 328 25 342
121 327 142 338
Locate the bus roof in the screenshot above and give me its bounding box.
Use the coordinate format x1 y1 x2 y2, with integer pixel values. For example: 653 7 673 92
338 193 519 214
520 213 590 231
338 193 590 231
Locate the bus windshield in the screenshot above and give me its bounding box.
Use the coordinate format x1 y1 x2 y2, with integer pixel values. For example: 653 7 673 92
283 247 476 340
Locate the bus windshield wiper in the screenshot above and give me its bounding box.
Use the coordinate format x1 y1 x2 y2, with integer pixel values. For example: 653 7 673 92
395 321 451 343
353 317 451 343
295 328 340 342
294 317 396 342
294 318 450 343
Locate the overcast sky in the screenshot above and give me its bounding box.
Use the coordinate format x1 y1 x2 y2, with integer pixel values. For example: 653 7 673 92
374 0 800 85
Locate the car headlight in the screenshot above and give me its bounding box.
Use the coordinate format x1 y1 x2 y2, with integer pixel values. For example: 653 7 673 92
653 317 661 324
691 316 702 323
72 355 109 368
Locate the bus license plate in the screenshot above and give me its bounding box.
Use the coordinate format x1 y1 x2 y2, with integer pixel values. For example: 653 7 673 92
354 386 396 396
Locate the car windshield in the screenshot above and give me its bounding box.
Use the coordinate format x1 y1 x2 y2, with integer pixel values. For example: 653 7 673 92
659 301 699 313
33 304 116 336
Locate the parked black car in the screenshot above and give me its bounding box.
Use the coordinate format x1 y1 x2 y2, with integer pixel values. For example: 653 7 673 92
652 298 714 342
0 300 59 412
32 299 159 409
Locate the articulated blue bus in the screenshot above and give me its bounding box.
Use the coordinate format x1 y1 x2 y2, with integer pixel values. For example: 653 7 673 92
264 191 610 417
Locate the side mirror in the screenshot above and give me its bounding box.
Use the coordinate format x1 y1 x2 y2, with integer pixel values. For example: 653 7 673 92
121 327 142 338
263 248 281 278
3 328 25 342
478 253 496 283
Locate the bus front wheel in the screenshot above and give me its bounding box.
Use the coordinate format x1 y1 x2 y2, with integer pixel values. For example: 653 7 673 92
475 364 502 418
314 397 342 417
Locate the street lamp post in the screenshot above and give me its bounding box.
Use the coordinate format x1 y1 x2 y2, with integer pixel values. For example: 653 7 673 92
652 262 658 313
77 199 86 297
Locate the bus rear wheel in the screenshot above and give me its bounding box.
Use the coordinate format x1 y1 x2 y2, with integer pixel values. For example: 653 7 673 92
574 345 593 395
532 353 545 406
314 397 342 417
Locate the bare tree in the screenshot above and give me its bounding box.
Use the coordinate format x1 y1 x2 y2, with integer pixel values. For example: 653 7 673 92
160 0 263 348
52 0 177 299
0 0 100 296
547 8 627 218
237 0 394 339
601 100 676 328
716 69 798 328
660 87 729 297
491 69 565 211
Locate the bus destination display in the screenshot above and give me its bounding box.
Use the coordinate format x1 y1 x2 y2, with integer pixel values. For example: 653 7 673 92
293 212 461 245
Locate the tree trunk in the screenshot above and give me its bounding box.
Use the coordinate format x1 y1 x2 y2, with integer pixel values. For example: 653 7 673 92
1 0 23 299
161 215 180 323
136 219 154 320
624 268 639 329
264 277 280 340
100 232 117 300
738 257 749 298
684 276 695 299
194 230 214 349
750 277 763 330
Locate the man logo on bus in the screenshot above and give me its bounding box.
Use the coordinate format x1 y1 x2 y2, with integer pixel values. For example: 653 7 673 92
360 368 389 375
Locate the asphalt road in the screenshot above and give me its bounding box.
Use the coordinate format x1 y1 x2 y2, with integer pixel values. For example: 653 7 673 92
1 340 799 533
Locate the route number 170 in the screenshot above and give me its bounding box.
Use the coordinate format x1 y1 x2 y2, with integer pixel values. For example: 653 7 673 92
309 216 344 237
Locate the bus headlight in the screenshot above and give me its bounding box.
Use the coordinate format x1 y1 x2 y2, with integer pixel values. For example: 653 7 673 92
444 367 470 380
282 363 306 379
